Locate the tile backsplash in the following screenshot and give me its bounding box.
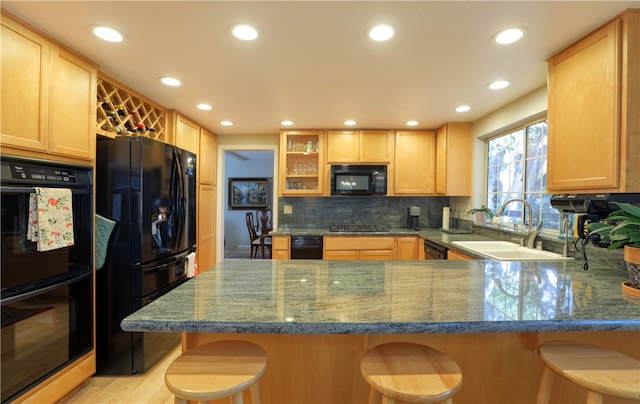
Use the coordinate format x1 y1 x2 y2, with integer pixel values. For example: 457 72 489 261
277 196 450 228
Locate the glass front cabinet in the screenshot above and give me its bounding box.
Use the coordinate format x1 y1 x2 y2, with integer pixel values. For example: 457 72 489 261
279 130 324 195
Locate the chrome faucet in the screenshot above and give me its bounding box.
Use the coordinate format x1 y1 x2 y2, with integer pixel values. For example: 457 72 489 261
496 198 542 249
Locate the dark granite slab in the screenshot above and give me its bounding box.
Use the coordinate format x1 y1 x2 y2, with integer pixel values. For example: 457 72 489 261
121 259 640 334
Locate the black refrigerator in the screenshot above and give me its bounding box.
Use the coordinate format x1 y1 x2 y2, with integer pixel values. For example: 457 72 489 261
96 136 196 374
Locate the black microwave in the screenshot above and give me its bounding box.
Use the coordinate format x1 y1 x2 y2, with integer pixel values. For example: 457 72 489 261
331 165 387 196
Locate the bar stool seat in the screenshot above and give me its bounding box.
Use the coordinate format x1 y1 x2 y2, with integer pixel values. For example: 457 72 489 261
165 340 268 404
360 342 463 404
536 340 640 403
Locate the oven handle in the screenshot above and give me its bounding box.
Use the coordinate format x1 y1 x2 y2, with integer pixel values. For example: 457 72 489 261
0 186 92 194
1 268 92 305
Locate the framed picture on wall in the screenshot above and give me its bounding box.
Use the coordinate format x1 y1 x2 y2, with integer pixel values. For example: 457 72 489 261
228 177 271 210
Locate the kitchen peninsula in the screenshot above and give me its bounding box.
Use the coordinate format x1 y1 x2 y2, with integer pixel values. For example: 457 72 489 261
122 259 640 403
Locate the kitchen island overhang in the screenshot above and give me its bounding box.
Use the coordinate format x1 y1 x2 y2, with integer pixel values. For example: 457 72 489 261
121 260 640 404
121 259 640 335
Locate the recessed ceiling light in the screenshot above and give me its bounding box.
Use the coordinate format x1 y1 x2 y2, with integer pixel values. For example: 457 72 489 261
281 120 293 126
231 24 258 41
494 28 525 45
220 120 234 126
488 80 510 90
368 24 395 41
344 120 357 126
455 105 471 112
406 120 419 126
159 77 181 87
196 103 213 111
90 25 125 43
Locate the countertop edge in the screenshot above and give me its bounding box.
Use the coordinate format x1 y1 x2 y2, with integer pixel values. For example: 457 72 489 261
121 319 640 334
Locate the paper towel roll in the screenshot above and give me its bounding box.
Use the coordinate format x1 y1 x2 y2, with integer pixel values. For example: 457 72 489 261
186 252 197 278
442 207 451 231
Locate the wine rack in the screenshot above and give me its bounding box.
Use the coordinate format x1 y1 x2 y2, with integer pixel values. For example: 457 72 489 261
96 75 167 141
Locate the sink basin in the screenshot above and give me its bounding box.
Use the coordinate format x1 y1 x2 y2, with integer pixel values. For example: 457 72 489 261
451 241 573 261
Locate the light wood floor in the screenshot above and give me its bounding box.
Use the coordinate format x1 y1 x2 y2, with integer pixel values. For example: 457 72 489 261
59 344 181 403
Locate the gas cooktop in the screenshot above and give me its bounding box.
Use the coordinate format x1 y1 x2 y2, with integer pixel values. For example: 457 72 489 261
330 225 388 232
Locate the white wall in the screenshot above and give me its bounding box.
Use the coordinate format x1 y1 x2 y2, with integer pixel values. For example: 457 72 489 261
223 154 275 250
451 85 548 219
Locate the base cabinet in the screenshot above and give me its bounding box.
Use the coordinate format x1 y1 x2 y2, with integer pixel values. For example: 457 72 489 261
272 235 290 260
323 236 418 261
184 331 639 404
447 249 475 260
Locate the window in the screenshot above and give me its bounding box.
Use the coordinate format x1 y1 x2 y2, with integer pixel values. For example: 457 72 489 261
486 119 560 233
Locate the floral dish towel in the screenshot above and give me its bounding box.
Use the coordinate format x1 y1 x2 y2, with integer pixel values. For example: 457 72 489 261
27 187 74 252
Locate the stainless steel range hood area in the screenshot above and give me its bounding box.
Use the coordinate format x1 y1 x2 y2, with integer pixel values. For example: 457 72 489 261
550 193 640 216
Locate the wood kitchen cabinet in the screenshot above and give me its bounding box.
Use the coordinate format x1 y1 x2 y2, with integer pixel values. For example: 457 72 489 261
447 249 474 260
199 128 217 185
280 130 325 195
396 236 419 260
547 10 640 192
326 130 394 164
272 235 291 260
1 11 97 162
323 236 396 260
435 123 472 196
197 128 218 270
393 130 436 195
169 111 200 154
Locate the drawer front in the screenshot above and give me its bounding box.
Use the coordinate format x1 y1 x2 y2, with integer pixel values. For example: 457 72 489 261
324 236 395 251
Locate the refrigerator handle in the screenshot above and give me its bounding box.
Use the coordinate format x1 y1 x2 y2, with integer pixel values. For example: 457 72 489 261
173 150 186 249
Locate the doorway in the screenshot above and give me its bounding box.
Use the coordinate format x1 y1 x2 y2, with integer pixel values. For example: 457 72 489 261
218 147 276 259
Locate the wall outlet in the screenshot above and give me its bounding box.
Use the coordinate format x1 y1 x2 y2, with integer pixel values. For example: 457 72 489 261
283 205 293 214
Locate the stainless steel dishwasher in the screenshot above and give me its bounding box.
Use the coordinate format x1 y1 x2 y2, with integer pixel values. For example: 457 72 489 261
290 236 323 259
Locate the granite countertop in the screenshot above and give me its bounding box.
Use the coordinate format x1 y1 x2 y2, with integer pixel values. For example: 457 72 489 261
271 226 420 236
121 259 640 335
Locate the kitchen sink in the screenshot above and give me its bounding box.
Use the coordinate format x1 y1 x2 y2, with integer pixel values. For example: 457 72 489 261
451 241 574 261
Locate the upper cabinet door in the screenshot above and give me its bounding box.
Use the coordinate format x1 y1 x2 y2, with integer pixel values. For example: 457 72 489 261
326 130 393 163
199 128 217 185
0 14 50 152
435 123 471 196
172 112 200 155
393 130 436 195
360 130 393 163
547 19 640 192
326 130 359 162
280 130 324 196
1 13 98 161
48 46 97 160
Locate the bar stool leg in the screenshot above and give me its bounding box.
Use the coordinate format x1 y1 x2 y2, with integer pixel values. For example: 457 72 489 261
250 381 262 404
536 365 555 404
231 391 244 404
368 388 382 404
585 390 603 404
381 396 394 404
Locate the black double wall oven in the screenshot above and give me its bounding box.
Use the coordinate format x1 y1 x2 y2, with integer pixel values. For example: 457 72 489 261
1 155 94 403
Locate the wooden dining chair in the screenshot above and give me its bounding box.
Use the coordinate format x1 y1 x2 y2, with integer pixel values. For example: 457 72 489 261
246 212 262 259
255 208 273 259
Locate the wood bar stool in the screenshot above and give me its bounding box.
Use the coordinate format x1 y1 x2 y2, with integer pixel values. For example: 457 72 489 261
536 340 640 404
360 342 463 404
165 340 268 404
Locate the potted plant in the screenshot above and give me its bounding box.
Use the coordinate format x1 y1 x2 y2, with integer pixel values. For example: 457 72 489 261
587 202 640 290
466 205 495 225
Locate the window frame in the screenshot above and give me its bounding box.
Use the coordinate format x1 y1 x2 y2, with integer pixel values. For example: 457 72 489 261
484 117 560 235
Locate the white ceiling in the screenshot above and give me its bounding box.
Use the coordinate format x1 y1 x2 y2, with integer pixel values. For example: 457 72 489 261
3 1 637 137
